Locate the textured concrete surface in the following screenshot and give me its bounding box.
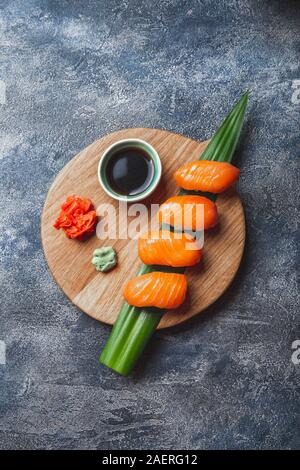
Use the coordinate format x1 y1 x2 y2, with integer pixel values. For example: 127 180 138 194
0 0 299 450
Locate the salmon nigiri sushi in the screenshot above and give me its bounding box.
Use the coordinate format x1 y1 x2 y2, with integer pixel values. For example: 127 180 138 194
138 230 202 267
158 195 218 231
124 272 187 309
174 160 240 193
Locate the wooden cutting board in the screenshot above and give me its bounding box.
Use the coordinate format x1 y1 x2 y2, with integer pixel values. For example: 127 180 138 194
41 128 245 329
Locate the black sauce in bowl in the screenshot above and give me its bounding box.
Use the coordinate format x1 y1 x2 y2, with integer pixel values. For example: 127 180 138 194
106 147 154 196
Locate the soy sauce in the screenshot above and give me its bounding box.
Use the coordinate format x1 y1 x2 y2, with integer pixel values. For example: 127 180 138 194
106 147 154 196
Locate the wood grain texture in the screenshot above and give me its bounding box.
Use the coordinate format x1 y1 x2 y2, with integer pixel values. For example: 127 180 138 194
41 128 245 329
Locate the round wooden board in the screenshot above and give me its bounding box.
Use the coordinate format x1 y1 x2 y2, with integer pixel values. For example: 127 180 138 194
41 128 245 329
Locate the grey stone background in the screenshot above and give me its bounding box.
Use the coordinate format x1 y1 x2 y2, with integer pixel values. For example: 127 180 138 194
0 0 299 450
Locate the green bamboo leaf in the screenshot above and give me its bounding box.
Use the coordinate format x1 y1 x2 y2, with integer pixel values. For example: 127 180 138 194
200 90 249 163
100 91 250 375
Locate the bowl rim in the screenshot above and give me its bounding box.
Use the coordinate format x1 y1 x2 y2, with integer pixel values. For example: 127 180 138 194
97 138 162 202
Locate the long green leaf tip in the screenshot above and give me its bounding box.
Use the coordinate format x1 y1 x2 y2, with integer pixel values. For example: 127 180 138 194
99 91 250 375
200 90 250 163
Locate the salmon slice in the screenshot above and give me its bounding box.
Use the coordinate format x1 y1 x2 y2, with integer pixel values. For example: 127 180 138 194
158 195 218 231
174 160 240 193
138 230 202 267
124 272 187 309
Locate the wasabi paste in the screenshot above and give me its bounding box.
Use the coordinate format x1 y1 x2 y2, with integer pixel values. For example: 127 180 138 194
92 246 117 272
